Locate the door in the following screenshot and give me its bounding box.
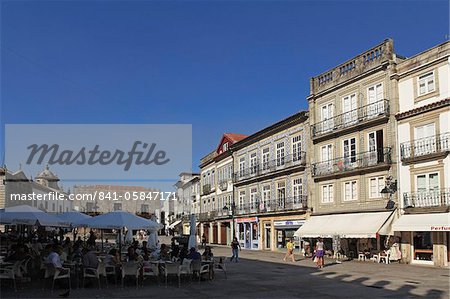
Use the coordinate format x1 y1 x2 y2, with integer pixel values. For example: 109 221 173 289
265 226 272 250
414 123 436 156
368 130 384 164
321 103 334 132
343 138 357 168
368 83 384 117
320 144 333 174
343 94 357 125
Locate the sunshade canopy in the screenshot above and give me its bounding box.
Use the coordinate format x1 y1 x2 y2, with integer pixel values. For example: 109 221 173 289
84 210 161 230
0 205 70 227
392 213 450 231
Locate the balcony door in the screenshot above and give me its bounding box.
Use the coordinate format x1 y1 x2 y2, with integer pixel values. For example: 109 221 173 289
321 103 334 132
367 83 384 118
320 144 333 174
414 123 436 156
416 172 440 207
342 94 357 125
276 181 286 210
368 130 384 165
343 138 357 169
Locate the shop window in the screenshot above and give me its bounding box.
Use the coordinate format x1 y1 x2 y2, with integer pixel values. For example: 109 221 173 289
413 231 433 262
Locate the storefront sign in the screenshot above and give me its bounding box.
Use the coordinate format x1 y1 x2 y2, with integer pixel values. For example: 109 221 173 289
236 217 258 223
274 220 305 227
431 226 450 231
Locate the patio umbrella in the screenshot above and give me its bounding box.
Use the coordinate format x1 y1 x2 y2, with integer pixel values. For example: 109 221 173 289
147 231 158 250
84 210 161 230
0 205 69 227
188 214 197 250
57 211 92 227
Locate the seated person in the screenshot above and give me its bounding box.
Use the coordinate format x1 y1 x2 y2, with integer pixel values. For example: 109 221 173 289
187 247 201 260
46 245 63 270
82 247 99 269
105 248 121 266
159 244 170 261
126 246 139 262
202 246 214 261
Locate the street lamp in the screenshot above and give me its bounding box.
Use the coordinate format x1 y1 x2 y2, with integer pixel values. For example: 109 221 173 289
381 176 397 209
223 202 236 239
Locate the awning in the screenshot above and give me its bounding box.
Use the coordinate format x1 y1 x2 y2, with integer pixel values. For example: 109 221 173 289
392 213 450 232
294 211 396 238
168 220 182 229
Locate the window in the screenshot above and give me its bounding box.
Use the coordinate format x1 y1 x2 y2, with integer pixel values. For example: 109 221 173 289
418 72 435 95
239 156 246 177
322 185 334 203
250 152 258 174
113 203 122 211
369 177 385 198
262 185 271 210
414 123 436 155
276 181 286 208
292 135 302 162
342 93 357 124
367 83 384 116
416 173 439 192
368 130 384 164
262 147 270 170
238 190 246 211
292 178 303 204
343 138 357 164
343 181 357 201
141 204 149 213
222 142 229 152
276 141 285 166
321 144 333 162
321 103 334 132
86 202 94 212
250 187 258 210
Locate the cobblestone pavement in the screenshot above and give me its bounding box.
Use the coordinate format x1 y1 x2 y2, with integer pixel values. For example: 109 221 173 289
1 242 449 298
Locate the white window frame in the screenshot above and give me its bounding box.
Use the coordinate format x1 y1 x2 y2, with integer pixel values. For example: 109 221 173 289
262 185 271 209
238 190 246 210
418 72 435 96
239 156 246 177
250 152 258 175
369 176 385 199
292 177 303 204
276 141 285 166
292 134 302 162
415 172 440 192
343 137 357 164
321 184 334 203
261 147 270 170
343 180 358 201
276 181 286 208
250 187 258 210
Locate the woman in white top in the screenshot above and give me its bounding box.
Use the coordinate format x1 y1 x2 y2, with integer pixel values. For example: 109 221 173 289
315 238 325 269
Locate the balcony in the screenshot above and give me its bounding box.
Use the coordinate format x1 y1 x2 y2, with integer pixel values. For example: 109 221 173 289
201 184 213 195
400 132 450 163
219 180 229 191
312 148 391 178
235 196 307 215
403 189 450 209
234 152 306 183
312 99 389 139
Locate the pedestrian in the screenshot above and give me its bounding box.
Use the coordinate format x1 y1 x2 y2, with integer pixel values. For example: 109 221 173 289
283 238 295 262
230 237 241 262
315 237 325 269
201 233 207 248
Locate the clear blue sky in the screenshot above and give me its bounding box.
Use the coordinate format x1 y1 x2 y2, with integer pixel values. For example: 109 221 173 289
1 0 449 174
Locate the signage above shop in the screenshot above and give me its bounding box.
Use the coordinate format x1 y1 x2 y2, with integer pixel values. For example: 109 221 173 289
235 217 258 223
274 220 305 227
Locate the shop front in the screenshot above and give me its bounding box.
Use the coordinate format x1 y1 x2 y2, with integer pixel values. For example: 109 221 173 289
236 217 259 250
393 212 449 267
274 219 305 249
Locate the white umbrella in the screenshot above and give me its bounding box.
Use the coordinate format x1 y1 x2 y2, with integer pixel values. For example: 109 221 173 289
84 211 161 230
0 205 69 227
188 214 197 250
147 231 158 250
57 211 92 227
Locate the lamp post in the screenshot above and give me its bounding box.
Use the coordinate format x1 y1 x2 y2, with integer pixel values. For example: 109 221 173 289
223 202 236 241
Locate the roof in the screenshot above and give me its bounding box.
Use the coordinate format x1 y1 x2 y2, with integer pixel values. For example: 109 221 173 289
36 164 59 181
396 98 450 120
223 133 247 143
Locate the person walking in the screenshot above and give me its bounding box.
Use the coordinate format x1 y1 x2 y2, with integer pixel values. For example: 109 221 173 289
283 239 295 262
315 238 325 269
230 237 241 262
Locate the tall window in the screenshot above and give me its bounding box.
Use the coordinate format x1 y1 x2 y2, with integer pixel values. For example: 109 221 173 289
343 138 357 164
343 181 357 201
238 190 246 211
262 147 270 170
418 72 435 95
222 142 229 152
369 177 385 198
250 152 258 174
414 123 436 155
292 178 303 204
262 185 271 210
239 156 246 177
276 141 285 166
321 103 334 132
342 93 357 124
416 173 439 192
292 135 302 162
321 144 333 162
250 187 258 210
368 130 384 164
368 83 384 116
322 185 334 203
276 181 286 208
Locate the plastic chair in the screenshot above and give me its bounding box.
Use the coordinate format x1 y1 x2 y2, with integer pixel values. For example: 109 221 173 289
121 262 139 289
0 266 17 291
358 253 366 261
52 267 71 292
142 264 159 286
163 262 180 287
83 266 102 289
198 264 210 282
379 252 390 264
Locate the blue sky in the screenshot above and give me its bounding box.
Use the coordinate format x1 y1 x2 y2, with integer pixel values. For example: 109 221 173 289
1 0 449 179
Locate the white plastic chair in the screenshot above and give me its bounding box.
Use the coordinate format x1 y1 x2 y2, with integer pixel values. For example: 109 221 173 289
142 264 159 286
0 266 17 291
358 253 366 261
121 262 139 289
52 267 71 292
83 266 102 289
198 264 210 282
163 262 180 287
379 252 390 264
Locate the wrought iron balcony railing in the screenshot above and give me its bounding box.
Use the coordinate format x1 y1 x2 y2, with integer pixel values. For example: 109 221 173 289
312 147 391 177
400 132 450 161
201 184 213 195
234 152 306 182
235 196 307 215
403 189 450 208
311 99 389 138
